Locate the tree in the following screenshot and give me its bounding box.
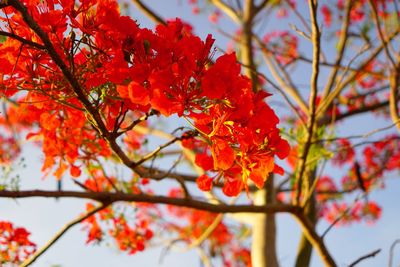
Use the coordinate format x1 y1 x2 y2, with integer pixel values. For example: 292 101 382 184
0 0 399 266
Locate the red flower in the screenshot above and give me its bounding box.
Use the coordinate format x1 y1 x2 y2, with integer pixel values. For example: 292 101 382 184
211 138 235 171
127 81 150 106
195 152 214 171
222 179 243 197
197 174 213 191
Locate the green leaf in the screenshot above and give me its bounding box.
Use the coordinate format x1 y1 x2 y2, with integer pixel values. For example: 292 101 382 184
0 35 7 43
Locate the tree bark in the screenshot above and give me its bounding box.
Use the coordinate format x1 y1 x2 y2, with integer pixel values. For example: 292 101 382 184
252 176 279 267
294 172 318 267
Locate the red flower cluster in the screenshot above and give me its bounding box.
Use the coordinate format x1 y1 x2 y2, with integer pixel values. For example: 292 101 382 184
186 83 289 195
0 0 289 196
362 135 400 178
332 138 355 166
0 221 36 265
83 203 154 254
263 31 298 65
321 201 382 225
322 0 394 28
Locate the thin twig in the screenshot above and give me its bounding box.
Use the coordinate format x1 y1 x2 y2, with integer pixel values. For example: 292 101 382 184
321 193 365 239
294 0 320 206
131 131 196 168
321 0 352 97
314 120 400 143
254 35 308 114
389 239 400 267
368 0 396 67
348 248 381 267
317 29 400 116
20 204 108 267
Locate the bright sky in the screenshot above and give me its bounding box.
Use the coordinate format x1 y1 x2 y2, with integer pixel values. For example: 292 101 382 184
2 1 400 267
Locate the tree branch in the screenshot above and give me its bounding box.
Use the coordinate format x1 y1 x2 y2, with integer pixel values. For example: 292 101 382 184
20 204 108 267
389 56 400 133
209 0 241 23
348 248 381 267
318 100 389 125
8 0 153 179
294 211 337 267
1 189 338 266
389 239 400 267
131 0 166 25
368 0 396 67
254 35 308 114
0 30 45 50
294 0 320 206
241 0 258 91
317 29 400 116
0 190 299 214
321 0 352 97
254 0 268 14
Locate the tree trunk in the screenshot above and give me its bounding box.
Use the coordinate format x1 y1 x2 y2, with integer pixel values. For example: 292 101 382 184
294 171 318 267
251 177 279 267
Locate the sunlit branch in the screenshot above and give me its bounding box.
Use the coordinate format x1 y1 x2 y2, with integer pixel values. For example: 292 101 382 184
208 0 241 23
321 0 352 97
131 0 166 25
317 43 371 118
368 0 396 67
257 70 306 126
20 204 108 267
196 247 212 267
254 35 308 114
294 0 320 206
289 23 311 40
241 0 258 91
317 29 400 116
285 0 312 35
369 0 400 133
188 214 223 248
389 54 400 133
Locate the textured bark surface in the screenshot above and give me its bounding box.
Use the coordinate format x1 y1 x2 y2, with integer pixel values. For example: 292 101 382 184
295 171 318 267
252 177 279 267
